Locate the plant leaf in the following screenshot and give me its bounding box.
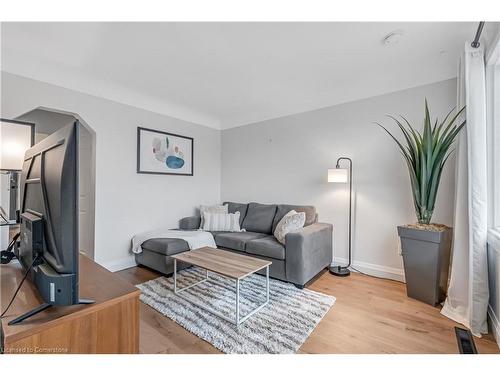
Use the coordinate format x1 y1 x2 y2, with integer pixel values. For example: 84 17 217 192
377 103 466 224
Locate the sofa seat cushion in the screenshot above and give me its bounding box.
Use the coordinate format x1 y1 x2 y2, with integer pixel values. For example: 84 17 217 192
241 202 277 234
214 231 267 252
272 204 317 233
246 235 285 260
141 238 189 256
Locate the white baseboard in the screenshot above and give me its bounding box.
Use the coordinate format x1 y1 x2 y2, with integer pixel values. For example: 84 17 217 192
101 255 405 280
488 304 500 349
100 255 137 272
332 257 405 282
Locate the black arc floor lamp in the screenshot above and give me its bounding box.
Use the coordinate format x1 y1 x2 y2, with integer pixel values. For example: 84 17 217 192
328 157 352 277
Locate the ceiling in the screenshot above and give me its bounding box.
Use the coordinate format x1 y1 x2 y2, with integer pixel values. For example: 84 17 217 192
0 22 490 129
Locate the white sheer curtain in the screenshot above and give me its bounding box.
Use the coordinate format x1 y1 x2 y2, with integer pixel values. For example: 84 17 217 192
441 43 489 336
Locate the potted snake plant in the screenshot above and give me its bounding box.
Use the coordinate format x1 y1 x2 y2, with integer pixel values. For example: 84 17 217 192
377 100 465 306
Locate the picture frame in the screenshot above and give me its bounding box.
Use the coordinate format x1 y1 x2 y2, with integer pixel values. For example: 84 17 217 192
136 126 194 176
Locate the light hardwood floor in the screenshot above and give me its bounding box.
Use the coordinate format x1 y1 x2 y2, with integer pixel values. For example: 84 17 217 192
116 266 500 354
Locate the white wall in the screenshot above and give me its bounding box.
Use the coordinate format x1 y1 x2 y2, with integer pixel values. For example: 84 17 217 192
221 79 457 280
487 242 500 348
486 36 500 347
1 71 221 271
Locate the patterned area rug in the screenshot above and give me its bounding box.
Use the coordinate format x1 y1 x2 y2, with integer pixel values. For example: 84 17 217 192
136 267 335 354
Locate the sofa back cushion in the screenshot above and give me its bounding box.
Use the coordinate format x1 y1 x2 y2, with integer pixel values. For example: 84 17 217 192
272 204 317 233
223 202 248 226
242 202 277 234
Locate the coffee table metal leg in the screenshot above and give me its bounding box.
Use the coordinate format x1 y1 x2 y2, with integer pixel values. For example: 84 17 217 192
266 265 270 303
173 263 269 325
235 267 270 325
174 258 177 293
236 279 240 324
173 264 209 294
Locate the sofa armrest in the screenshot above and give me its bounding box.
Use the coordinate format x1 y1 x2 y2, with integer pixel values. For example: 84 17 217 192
179 216 201 230
285 222 333 285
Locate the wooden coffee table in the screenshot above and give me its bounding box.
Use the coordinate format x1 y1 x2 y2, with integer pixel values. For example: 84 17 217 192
171 247 271 325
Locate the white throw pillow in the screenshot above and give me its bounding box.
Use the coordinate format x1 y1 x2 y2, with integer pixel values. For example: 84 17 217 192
199 204 228 229
274 210 306 244
202 211 242 232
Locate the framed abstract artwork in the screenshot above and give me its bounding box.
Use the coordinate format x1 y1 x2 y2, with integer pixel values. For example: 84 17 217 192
137 127 194 176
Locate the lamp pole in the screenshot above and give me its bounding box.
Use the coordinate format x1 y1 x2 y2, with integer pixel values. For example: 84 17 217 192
329 157 352 277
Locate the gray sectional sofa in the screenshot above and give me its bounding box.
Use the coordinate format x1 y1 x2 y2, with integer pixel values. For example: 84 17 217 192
134 202 333 288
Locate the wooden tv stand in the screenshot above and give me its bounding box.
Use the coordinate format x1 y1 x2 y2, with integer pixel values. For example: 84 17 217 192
1 255 140 353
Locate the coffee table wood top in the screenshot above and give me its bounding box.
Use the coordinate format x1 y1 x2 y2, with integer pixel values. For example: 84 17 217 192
171 247 271 280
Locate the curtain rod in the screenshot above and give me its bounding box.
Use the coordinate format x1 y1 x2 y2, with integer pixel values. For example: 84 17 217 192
471 21 485 48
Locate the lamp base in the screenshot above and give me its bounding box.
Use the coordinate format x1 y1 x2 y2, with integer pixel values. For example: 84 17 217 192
329 265 351 277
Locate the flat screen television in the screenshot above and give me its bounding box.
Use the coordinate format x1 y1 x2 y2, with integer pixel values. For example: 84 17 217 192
8 121 92 325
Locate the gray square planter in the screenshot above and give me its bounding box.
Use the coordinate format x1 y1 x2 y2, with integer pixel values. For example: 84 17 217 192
397 225 452 306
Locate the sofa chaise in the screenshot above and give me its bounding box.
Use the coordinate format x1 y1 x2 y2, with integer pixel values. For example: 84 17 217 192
134 202 333 288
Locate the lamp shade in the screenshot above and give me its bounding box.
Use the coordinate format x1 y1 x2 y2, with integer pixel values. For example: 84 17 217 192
1 120 33 170
328 168 348 183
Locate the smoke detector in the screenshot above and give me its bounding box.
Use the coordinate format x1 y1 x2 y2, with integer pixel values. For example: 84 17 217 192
383 30 404 46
